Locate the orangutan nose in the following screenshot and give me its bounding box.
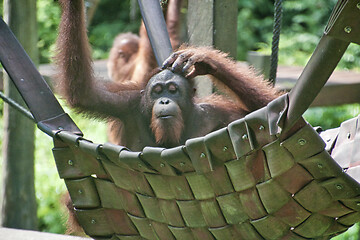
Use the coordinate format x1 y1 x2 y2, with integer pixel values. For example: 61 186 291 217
159 98 170 105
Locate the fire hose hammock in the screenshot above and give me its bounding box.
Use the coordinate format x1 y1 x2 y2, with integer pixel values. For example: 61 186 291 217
1 0 360 239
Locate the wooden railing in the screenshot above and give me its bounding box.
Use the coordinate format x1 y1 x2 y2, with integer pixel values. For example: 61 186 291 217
37 59 360 107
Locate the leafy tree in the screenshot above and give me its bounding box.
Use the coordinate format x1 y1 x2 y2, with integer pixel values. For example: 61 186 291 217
237 0 275 60
239 0 360 69
37 0 61 63
88 0 140 59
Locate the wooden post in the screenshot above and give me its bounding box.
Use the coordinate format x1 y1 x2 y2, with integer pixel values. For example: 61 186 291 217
247 51 271 80
187 0 237 97
85 0 100 26
1 0 38 230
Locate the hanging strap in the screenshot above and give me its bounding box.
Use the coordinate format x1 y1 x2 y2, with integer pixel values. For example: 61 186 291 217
138 0 173 66
285 36 349 131
0 17 82 136
283 0 360 132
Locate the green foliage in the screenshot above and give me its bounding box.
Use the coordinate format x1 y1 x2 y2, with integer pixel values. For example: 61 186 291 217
37 0 61 63
237 0 274 60
282 0 336 35
277 0 360 68
237 0 360 70
339 43 360 70
31 0 360 68
35 0 141 62
304 104 360 130
88 0 140 59
332 224 359 240
89 21 139 59
276 32 319 66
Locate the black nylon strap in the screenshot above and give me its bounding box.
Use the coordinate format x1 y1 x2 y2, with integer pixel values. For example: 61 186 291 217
0 17 81 136
0 17 64 122
138 0 173 66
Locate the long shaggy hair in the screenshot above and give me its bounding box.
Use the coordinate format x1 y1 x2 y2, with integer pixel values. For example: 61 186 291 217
150 106 184 147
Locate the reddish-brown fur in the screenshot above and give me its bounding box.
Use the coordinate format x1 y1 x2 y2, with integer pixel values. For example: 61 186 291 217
56 0 184 234
150 101 184 145
165 45 278 111
107 32 140 83
105 0 183 144
56 0 279 235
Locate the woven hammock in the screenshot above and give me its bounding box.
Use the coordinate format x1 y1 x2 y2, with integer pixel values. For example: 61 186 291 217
52 102 360 240
0 0 359 239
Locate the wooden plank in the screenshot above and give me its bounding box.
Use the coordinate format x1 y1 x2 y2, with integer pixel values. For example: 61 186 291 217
187 0 237 98
213 0 238 58
247 52 271 80
276 65 360 107
0 227 89 240
187 0 215 97
187 0 237 56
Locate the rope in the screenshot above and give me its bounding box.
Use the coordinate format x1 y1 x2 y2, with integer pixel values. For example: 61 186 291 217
0 91 35 121
269 0 284 85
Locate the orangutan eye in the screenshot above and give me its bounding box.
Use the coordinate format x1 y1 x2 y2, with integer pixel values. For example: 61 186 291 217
118 51 125 58
168 84 178 94
152 84 163 94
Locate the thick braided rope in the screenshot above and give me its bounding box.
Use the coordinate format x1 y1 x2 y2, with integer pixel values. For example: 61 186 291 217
269 0 284 84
